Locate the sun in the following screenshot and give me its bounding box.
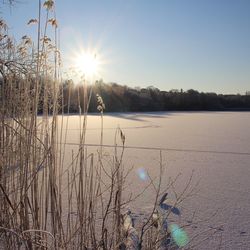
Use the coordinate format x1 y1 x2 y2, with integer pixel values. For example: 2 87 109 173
75 51 100 76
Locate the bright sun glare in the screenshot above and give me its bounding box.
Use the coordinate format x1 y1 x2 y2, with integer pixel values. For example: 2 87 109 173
75 51 100 76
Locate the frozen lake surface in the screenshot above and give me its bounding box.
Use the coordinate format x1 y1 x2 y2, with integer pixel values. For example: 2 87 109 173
60 112 250 249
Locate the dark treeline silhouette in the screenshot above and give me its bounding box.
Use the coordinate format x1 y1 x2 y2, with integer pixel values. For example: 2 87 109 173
62 80 250 113
1 77 250 114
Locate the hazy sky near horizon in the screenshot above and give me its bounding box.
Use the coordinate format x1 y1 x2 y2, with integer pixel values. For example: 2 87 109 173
2 0 250 94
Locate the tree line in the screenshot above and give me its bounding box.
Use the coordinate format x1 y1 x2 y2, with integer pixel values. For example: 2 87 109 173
1 77 250 115
61 79 250 113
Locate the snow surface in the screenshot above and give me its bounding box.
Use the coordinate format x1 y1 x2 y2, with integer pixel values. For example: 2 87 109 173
59 111 250 249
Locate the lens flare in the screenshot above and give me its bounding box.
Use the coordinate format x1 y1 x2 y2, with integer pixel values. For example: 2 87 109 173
137 168 148 181
169 224 189 247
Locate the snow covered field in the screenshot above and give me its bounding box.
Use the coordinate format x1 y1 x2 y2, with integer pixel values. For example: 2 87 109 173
60 112 250 249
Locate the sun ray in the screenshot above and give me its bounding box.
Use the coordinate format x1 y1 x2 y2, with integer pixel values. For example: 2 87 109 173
74 50 100 77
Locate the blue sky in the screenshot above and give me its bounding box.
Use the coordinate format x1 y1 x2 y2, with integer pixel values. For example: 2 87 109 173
2 0 250 94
